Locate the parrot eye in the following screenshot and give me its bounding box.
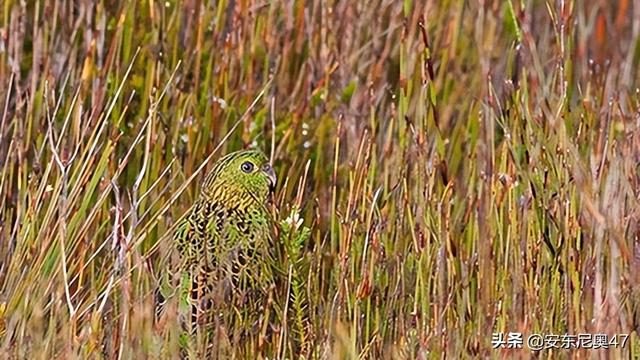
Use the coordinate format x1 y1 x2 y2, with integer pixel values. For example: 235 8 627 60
240 161 254 173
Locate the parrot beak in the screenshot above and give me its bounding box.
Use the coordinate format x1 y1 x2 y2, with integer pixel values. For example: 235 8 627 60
262 164 277 192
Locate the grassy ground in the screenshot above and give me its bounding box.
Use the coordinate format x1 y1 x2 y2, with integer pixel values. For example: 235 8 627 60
1 0 639 358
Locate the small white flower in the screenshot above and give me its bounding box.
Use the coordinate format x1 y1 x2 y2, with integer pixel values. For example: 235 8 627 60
284 209 303 230
211 95 227 109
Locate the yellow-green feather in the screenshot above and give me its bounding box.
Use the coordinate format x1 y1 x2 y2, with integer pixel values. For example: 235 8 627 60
156 150 275 350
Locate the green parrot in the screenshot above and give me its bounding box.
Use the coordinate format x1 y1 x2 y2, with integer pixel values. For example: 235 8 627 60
155 149 277 353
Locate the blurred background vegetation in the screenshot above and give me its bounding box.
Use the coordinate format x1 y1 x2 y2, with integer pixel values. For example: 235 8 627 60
0 0 639 358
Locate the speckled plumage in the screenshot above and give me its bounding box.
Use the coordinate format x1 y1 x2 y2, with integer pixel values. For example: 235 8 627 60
156 149 276 336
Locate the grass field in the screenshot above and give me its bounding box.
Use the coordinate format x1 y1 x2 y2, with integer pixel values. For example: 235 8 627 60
1 0 639 358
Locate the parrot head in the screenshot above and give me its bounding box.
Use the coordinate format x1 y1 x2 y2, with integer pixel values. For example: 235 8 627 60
201 149 277 207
